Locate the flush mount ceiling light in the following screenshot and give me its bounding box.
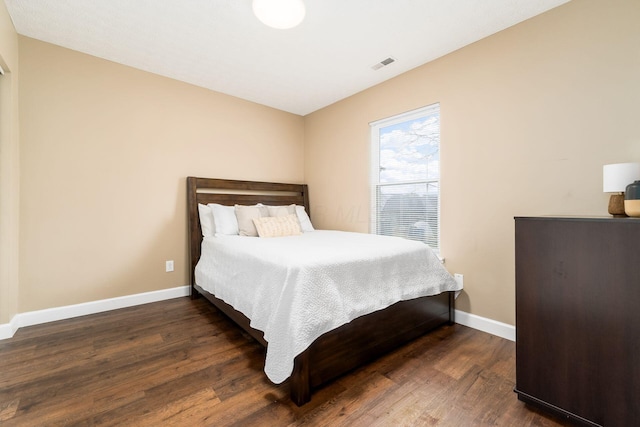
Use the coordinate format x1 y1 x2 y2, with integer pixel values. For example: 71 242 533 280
252 0 306 29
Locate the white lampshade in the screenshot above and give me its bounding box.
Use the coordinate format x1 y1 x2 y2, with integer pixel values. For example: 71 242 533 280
603 162 640 193
252 0 306 29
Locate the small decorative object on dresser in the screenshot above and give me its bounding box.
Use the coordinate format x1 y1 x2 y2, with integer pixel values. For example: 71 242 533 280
603 162 640 216
625 180 640 217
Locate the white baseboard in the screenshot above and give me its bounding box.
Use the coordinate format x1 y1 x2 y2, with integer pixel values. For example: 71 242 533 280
1 288 514 343
0 319 19 340
0 285 190 340
455 309 515 341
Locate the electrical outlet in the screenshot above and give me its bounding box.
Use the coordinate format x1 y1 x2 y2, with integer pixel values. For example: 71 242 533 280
165 260 174 272
454 273 464 286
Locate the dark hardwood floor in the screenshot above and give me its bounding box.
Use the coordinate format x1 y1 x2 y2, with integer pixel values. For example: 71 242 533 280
0 297 571 426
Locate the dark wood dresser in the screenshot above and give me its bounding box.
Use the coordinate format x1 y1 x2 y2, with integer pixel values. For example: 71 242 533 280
514 216 640 427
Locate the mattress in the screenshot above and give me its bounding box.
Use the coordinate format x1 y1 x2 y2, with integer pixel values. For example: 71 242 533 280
195 230 461 383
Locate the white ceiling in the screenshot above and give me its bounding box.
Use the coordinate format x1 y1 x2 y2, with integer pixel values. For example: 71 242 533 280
4 0 569 116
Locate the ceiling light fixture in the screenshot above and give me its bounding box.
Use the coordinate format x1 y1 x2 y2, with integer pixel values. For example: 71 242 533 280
252 0 306 30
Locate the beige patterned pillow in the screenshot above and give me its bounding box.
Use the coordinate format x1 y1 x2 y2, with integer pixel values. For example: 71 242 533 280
253 214 302 238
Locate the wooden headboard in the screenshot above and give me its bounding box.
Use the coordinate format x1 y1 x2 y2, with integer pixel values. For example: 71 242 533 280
186 177 310 295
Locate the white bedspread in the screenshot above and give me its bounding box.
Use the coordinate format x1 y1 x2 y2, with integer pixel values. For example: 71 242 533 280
195 230 461 384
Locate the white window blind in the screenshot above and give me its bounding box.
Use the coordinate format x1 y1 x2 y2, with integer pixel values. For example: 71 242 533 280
370 103 441 252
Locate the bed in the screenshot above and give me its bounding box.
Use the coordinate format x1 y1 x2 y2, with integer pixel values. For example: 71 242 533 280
187 176 460 405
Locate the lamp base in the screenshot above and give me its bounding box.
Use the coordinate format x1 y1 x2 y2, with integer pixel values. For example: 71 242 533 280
608 193 627 217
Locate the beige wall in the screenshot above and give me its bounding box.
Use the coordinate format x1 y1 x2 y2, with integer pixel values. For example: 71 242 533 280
18 37 304 313
0 1 20 323
304 0 640 325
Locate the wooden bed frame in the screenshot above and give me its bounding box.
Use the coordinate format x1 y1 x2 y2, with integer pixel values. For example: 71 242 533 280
187 176 455 406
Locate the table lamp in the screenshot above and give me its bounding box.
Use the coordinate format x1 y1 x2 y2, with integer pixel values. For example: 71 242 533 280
603 162 640 217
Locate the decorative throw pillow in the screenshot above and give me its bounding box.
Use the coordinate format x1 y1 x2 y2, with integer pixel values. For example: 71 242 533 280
253 214 302 238
235 204 269 236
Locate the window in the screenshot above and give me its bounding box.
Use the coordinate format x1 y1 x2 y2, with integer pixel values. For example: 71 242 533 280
370 103 441 252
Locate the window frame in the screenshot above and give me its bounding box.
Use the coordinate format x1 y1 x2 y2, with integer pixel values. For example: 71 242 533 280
369 103 441 253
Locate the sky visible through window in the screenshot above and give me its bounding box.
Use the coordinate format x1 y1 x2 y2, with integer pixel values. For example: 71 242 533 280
379 112 440 186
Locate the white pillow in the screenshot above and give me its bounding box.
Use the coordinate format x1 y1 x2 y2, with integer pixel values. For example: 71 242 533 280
198 203 216 237
208 203 239 235
253 214 302 238
296 205 315 232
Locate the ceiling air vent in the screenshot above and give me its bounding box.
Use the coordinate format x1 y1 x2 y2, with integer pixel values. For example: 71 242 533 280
371 57 396 70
